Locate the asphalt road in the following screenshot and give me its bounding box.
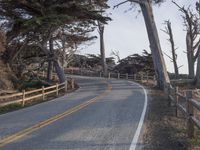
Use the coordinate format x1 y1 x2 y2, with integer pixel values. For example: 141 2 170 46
0 76 147 150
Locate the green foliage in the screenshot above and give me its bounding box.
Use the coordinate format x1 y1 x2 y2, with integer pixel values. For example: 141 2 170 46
0 0 111 83
19 80 48 91
0 0 110 42
115 50 154 74
69 54 115 69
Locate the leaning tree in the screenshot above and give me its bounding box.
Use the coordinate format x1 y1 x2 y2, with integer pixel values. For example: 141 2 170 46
115 0 170 89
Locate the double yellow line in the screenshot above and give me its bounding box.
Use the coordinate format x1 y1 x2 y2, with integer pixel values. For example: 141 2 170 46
0 83 112 148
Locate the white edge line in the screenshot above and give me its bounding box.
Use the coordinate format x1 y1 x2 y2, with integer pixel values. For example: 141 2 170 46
128 81 148 150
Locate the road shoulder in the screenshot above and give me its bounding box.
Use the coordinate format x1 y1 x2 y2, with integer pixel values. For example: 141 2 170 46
140 87 188 150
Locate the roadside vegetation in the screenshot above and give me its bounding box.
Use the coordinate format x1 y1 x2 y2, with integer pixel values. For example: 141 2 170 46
1 1 200 149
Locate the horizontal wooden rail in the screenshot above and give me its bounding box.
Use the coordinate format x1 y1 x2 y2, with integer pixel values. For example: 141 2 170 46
176 92 186 100
44 85 57 90
169 95 175 102
177 104 187 116
0 79 75 108
25 93 43 101
191 116 200 129
166 83 200 138
0 99 23 107
0 93 23 99
25 88 43 95
189 99 200 112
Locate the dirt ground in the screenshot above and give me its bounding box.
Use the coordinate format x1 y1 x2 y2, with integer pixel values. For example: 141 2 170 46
141 87 190 150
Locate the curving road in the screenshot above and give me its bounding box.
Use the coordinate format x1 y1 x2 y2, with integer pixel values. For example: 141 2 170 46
0 76 147 150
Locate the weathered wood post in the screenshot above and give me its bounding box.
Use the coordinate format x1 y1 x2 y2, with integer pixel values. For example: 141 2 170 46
65 81 68 92
56 83 59 97
153 75 156 85
71 68 74 74
71 79 75 89
167 83 171 106
42 86 45 101
42 71 45 77
175 86 179 117
118 73 120 79
100 72 102 78
126 73 128 80
141 73 143 81
186 91 194 138
108 72 110 79
134 74 137 81
153 75 156 81
80 69 82 76
22 90 26 107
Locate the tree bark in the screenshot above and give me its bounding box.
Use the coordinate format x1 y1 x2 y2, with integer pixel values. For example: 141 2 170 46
54 60 66 83
98 22 108 76
140 1 170 89
196 51 200 87
47 60 52 82
186 32 195 78
48 37 66 83
167 21 179 78
47 38 53 81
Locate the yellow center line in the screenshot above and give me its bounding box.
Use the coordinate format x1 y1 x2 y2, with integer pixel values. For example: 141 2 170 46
0 83 112 148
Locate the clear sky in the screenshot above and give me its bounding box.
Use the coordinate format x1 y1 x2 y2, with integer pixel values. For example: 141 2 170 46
80 0 196 74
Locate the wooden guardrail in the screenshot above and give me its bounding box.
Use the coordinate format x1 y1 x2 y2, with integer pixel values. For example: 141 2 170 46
167 83 200 138
0 79 75 108
65 68 156 83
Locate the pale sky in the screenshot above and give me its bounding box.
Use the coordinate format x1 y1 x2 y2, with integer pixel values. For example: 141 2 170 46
80 0 196 74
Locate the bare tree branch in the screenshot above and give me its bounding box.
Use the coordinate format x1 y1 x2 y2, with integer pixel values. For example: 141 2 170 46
113 0 142 9
178 65 184 69
113 0 129 9
163 51 173 60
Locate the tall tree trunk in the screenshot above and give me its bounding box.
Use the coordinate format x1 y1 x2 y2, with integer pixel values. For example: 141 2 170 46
54 60 66 83
196 51 200 87
48 37 66 83
167 21 179 78
186 32 195 79
140 1 170 89
47 61 52 82
98 22 108 76
47 38 53 81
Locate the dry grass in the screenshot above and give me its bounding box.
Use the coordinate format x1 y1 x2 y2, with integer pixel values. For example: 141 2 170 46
142 87 188 150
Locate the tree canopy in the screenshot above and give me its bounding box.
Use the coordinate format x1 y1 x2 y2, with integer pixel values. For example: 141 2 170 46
0 0 111 85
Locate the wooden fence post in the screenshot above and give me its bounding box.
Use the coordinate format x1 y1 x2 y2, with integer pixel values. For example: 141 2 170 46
167 83 171 106
126 73 128 80
186 91 195 138
141 73 143 81
71 79 75 89
65 81 68 92
42 71 45 77
22 90 26 107
71 69 73 74
175 86 179 117
56 83 59 96
42 86 45 101
134 74 136 81
108 72 110 79
100 72 102 78
118 73 120 79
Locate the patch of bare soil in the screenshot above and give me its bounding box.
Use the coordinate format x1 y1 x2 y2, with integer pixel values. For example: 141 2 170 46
142 88 188 150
